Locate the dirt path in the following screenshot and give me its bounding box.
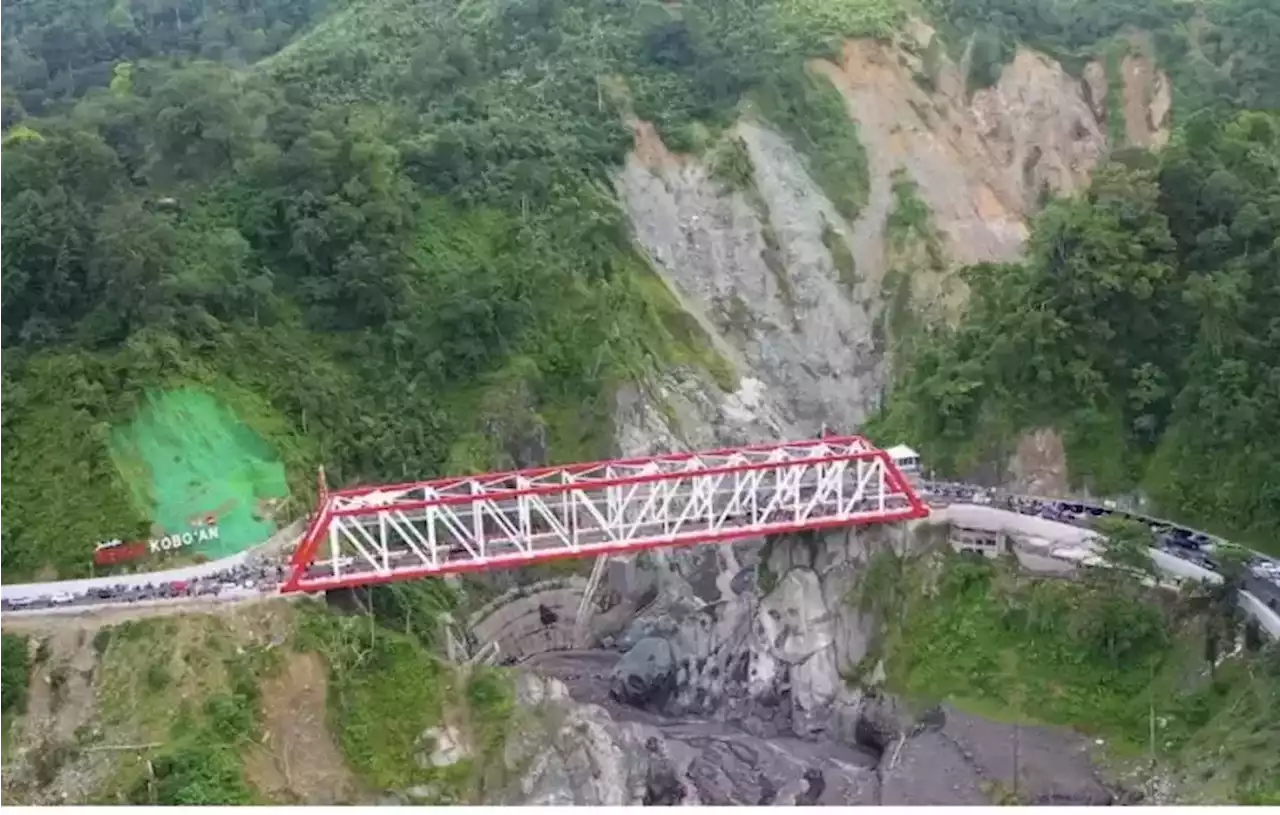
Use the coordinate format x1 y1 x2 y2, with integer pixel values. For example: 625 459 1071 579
245 652 357 804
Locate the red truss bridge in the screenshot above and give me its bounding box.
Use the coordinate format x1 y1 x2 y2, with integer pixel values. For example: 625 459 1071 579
280 436 928 593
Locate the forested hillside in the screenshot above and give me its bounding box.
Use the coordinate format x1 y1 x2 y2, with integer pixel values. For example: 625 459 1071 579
2 0 906 578
4 0 1280 805
3 0 1280 581
2 0 336 119
875 0 1280 552
926 0 1279 112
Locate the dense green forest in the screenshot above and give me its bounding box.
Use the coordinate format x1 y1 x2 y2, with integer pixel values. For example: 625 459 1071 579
4 0 1280 581
0 0 899 580
872 109 1280 551
866 1 1280 553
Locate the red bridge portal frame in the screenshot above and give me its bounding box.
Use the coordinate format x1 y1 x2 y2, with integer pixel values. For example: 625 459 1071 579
280 436 928 593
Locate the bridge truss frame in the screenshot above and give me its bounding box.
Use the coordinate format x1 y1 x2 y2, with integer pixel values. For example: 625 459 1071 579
280 436 928 593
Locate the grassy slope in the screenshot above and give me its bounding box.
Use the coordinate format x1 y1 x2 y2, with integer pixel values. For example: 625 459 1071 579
2 602 520 804
2 0 895 582
862 549 1280 804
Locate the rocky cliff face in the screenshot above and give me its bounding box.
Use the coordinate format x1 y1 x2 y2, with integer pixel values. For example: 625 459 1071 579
618 118 881 440
496 520 1113 805
548 25 1179 807
614 22 1175 496
614 22 1121 450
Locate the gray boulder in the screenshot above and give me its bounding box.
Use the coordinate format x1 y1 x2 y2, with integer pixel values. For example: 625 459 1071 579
611 637 677 709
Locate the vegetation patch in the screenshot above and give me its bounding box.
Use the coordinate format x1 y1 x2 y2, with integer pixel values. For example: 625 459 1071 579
885 170 937 253
631 265 740 394
709 135 756 194
821 219 858 293
1102 40 1130 146
1 634 30 717
294 604 518 802
870 114 1280 552
2 634 31 757
81 615 282 805
876 169 944 363
760 222 799 325
754 64 870 222
883 554 1170 742
861 549 1280 803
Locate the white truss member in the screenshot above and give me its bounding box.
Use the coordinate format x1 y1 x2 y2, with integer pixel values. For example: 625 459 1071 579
280 435 927 593
573 554 610 648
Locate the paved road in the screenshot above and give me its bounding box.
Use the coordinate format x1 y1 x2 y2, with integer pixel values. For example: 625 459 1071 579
2 483 1277 621
0 521 303 614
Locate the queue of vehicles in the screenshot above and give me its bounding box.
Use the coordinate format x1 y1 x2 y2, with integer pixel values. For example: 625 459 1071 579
921 480 1280 609
0 562 289 614
2 472 1278 616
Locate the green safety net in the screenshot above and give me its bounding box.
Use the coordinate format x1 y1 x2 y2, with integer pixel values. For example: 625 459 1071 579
109 388 290 558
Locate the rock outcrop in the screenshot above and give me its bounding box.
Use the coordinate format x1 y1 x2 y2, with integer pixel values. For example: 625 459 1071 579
611 637 677 709
614 21 1116 462
500 521 1116 805
505 21 1134 806
618 119 885 438
497 673 654 805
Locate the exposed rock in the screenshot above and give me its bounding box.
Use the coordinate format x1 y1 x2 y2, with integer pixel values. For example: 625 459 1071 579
610 637 677 709
968 48 1106 212
850 692 912 755
618 119 886 438
641 737 686 805
616 29 1114 468
415 724 469 769
1119 38 1172 149
796 767 827 805
1006 427 1070 497
501 674 652 805
403 784 443 802
757 569 835 665
824 564 874 673
1081 61 1109 122
537 604 558 627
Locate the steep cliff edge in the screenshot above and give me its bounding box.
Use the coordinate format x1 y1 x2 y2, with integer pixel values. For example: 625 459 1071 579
613 22 1150 452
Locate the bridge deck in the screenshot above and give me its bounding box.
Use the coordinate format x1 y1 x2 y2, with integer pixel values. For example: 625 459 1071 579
282 436 927 592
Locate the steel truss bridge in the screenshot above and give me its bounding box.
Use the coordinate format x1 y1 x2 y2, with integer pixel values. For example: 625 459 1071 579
281 436 927 593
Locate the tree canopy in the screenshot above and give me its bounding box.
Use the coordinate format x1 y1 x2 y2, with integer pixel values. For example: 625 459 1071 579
0 0 897 579
872 110 1280 553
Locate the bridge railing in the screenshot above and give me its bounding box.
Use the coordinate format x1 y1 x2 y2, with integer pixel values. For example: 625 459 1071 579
281 436 927 592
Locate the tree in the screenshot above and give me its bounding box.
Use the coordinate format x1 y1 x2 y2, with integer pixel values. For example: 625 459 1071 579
1 635 30 715
1094 517 1157 584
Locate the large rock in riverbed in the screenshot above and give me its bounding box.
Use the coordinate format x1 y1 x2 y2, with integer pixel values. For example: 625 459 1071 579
611 637 677 709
